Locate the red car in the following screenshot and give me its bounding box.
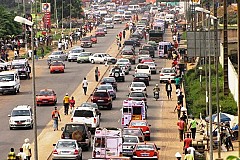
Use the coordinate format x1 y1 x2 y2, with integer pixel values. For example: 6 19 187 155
50 61 65 73
90 35 97 43
128 120 151 141
36 89 57 105
132 142 160 160
95 29 105 37
140 57 154 63
91 90 112 110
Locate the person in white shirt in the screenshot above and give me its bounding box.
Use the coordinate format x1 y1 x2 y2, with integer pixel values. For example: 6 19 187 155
22 138 31 160
82 77 88 95
17 148 27 160
173 34 177 41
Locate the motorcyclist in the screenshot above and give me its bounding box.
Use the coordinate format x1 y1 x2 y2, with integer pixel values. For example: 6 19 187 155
153 84 160 96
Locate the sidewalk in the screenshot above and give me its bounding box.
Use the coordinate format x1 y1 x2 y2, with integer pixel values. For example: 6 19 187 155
31 27 130 160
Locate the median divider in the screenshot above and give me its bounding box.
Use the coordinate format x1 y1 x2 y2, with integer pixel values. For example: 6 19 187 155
31 28 130 160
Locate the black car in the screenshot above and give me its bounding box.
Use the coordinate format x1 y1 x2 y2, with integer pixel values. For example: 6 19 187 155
129 38 141 47
133 73 149 86
61 122 91 151
123 40 136 49
142 44 155 58
101 77 118 91
131 31 143 39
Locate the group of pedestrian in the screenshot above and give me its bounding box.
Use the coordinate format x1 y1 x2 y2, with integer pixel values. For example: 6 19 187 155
7 138 31 160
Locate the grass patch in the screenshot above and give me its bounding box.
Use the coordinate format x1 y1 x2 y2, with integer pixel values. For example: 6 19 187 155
181 31 187 40
184 64 237 118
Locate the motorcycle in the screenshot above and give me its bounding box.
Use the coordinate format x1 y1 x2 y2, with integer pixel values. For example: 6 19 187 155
154 91 159 101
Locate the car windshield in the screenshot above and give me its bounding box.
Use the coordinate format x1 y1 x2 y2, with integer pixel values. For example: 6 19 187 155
142 57 152 61
51 62 63 66
93 92 108 97
144 62 154 66
135 73 148 77
132 83 145 87
123 137 138 143
130 92 144 97
122 51 133 55
136 144 154 150
11 110 30 116
98 85 113 90
52 52 62 55
65 124 85 133
97 29 104 32
80 53 91 57
71 50 82 53
39 90 54 96
0 74 14 81
12 64 24 69
162 69 174 73
137 65 149 69
139 51 149 55
82 37 90 41
74 110 94 117
80 103 98 109
130 121 147 126
143 46 153 50
102 78 115 83
57 141 76 149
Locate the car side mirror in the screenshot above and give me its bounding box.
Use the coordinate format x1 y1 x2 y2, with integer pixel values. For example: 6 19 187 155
61 127 64 131
8 114 11 117
53 144 56 146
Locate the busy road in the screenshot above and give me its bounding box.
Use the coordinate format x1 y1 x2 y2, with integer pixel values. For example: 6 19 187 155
0 24 125 159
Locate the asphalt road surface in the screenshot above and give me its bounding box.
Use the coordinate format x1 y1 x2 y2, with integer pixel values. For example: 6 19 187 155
0 24 125 159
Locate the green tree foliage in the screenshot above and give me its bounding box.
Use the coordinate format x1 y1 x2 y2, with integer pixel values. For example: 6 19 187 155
0 6 21 37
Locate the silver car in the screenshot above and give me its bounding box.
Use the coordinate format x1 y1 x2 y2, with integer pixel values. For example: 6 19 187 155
123 135 140 156
52 139 82 160
48 51 67 61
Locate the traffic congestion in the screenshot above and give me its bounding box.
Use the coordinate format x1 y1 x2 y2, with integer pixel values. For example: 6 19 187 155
1 2 186 160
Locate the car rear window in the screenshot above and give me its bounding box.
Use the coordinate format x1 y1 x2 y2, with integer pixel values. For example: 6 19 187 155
136 144 154 150
93 92 108 97
122 51 134 55
124 41 134 45
137 65 149 69
65 124 85 133
74 110 94 117
162 69 174 73
130 92 144 97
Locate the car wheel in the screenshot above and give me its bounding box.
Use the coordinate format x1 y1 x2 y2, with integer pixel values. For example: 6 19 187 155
107 104 112 110
30 124 33 129
17 88 20 93
9 127 13 130
13 89 17 95
91 59 95 64
160 80 162 83
68 60 71 62
122 78 125 82
79 154 83 160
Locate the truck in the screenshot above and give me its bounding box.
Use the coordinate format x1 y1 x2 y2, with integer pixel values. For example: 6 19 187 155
92 127 123 159
149 30 164 43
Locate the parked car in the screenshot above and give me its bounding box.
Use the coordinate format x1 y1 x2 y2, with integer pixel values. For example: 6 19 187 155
71 107 100 133
132 142 160 160
50 61 65 73
36 89 57 105
133 73 150 86
159 67 176 83
97 84 116 100
77 52 93 63
52 139 83 160
128 120 151 141
61 122 91 151
100 77 118 91
8 105 33 130
91 90 112 110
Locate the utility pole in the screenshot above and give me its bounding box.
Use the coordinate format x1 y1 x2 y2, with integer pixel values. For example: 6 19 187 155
223 0 229 95
70 0 72 32
237 0 240 157
62 0 64 32
23 0 27 52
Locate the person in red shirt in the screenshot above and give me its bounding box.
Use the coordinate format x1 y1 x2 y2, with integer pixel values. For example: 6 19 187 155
183 134 192 154
119 32 122 42
177 117 185 141
69 96 75 113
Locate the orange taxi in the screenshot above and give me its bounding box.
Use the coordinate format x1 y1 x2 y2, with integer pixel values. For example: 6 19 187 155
128 120 151 141
132 142 160 160
36 89 57 105
50 61 65 73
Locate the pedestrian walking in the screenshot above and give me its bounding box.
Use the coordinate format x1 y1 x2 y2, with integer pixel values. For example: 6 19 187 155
63 93 70 115
26 64 31 79
51 107 61 131
41 47 44 59
69 96 75 113
223 128 234 151
183 134 192 154
189 117 198 140
17 148 27 160
184 150 194 160
174 101 182 119
95 67 100 82
178 92 184 107
177 117 185 141
175 76 181 89
175 152 182 160
123 30 126 39
14 49 18 59
119 32 122 41
165 79 172 100
22 138 31 160
82 77 88 95
7 148 16 160
117 41 122 50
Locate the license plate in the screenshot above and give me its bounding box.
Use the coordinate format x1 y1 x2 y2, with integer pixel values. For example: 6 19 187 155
140 78 144 80
61 151 70 154
55 70 59 71
98 100 104 102
17 122 22 124
141 153 149 157
43 101 48 103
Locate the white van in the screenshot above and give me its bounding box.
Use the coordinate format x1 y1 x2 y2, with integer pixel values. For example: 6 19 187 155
0 70 20 95
158 41 172 58
128 5 140 13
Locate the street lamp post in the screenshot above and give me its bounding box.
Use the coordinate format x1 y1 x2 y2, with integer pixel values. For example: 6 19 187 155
70 0 72 32
14 16 38 160
237 0 240 157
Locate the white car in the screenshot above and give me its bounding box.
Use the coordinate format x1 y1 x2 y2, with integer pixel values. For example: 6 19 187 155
48 51 67 61
123 135 140 156
89 53 117 64
8 105 33 130
68 52 83 62
71 107 100 132
135 64 151 80
0 59 11 71
129 82 147 96
116 58 132 70
159 67 176 83
143 61 157 74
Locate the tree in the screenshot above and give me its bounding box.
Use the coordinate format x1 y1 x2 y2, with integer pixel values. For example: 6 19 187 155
0 6 21 37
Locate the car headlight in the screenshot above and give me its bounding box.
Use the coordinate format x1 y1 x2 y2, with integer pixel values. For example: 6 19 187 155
49 98 53 101
26 119 31 122
9 120 14 123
